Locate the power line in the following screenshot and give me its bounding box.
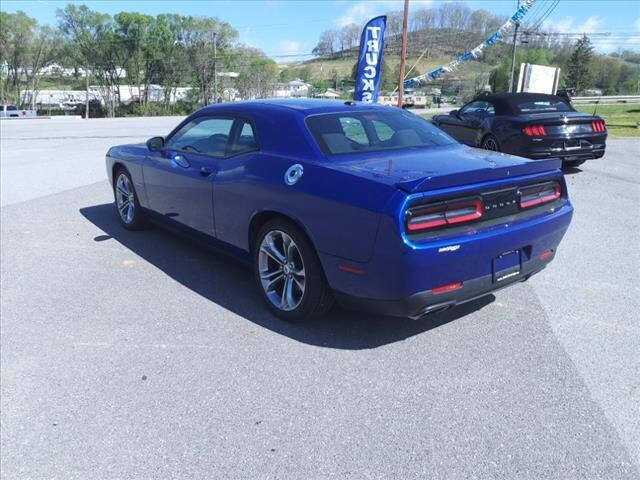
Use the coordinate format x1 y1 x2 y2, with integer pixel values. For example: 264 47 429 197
528 0 560 32
521 0 551 29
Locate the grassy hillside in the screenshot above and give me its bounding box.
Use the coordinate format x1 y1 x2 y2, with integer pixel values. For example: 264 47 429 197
280 53 494 97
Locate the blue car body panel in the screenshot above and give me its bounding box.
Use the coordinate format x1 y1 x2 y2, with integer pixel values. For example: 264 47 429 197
106 99 573 317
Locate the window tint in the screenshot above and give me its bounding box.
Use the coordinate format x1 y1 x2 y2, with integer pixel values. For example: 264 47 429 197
517 100 572 113
372 120 394 141
166 116 234 156
228 121 258 155
339 117 367 144
306 109 455 156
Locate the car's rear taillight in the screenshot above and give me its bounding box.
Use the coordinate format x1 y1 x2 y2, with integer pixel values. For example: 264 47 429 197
518 181 561 209
406 198 483 232
523 125 547 136
591 120 605 132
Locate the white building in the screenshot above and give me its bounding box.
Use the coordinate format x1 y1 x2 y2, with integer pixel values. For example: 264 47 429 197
272 79 312 98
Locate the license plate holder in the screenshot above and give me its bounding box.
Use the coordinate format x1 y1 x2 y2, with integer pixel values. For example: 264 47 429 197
564 139 581 150
493 250 521 283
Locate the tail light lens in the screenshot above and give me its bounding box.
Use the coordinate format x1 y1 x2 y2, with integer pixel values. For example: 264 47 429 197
406 197 483 232
591 120 605 132
518 181 561 209
523 125 547 136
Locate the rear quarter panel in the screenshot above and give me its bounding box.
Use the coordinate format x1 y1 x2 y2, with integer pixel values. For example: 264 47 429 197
213 108 397 262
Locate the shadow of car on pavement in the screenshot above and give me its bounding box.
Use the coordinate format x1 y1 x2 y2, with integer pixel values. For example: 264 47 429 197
80 203 494 350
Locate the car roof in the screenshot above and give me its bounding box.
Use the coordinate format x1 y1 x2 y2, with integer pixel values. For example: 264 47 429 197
478 92 567 114
197 98 393 116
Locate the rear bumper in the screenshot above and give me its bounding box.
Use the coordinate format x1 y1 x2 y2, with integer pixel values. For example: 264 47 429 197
528 146 605 162
516 136 606 162
336 253 551 319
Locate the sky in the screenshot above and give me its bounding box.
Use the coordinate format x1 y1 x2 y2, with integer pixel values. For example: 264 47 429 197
3 0 640 59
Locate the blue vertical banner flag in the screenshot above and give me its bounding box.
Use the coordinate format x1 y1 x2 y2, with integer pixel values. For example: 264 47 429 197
354 15 387 103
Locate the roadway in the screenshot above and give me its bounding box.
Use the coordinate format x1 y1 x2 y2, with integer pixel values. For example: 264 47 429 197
1 117 639 479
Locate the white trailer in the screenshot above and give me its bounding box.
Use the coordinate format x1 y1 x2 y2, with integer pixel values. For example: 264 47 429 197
0 104 37 118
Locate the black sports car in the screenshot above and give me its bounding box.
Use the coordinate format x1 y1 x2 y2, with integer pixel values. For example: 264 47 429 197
432 92 607 168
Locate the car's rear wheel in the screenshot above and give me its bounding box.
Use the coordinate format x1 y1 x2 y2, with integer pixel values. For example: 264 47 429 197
481 135 500 152
254 218 333 322
113 168 147 230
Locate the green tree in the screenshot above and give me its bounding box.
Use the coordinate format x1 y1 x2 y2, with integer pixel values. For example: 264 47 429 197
234 47 277 99
278 68 291 82
489 48 553 94
0 11 60 107
310 78 327 94
23 24 61 109
114 12 153 105
296 65 311 82
57 5 124 116
566 35 594 93
182 16 237 105
0 11 36 104
147 14 191 108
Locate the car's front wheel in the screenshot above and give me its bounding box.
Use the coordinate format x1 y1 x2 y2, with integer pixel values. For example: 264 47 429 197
254 218 333 322
481 135 500 152
113 168 147 230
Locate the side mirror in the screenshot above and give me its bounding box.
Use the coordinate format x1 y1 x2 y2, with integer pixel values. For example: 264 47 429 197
450 109 459 117
146 136 164 151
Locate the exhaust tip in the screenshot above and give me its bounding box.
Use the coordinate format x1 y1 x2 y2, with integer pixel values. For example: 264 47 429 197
410 302 455 320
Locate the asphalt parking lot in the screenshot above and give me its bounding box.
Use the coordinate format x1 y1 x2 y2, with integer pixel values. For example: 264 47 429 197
1 117 639 479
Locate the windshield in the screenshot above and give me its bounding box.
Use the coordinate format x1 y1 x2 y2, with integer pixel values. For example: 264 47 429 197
6 105 17 111
517 100 573 113
306 109 456 156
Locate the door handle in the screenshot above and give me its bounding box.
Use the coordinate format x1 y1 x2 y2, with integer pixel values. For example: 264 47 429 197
172 154 190 168
200 167 213 177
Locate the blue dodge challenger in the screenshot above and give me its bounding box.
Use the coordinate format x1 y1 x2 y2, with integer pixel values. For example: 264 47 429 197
106 99 573 322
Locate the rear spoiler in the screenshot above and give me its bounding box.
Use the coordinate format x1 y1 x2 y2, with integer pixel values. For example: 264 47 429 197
395 157 562 193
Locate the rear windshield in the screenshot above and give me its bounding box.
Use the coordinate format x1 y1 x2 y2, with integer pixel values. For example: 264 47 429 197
6 105 17 111
517 100 573 113
306 109 455 156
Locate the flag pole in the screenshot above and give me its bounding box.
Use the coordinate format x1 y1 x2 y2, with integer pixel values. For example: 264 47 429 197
397 0 409 108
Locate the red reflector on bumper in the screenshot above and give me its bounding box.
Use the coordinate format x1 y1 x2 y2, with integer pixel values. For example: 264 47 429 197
431 282 462 294
338 264 365 275
538 249 554 260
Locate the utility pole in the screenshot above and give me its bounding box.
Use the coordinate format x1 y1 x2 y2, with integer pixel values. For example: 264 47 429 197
397 0 409 108
508 0 520 93
213 31 218 104
85 67 89 120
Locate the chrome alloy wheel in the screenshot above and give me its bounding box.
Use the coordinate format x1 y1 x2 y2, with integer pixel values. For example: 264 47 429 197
115 173 135 224
483 137 499 151
258 230 306 311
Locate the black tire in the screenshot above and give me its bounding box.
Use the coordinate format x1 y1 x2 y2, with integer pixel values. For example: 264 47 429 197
481 134 501 152
563 159 586 168
113 168 148 230
253 218 334 322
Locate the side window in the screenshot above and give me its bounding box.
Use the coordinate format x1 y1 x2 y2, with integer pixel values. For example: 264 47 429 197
460 101 486 116
228 120 258 155
339 117 368 145
372 120 395 141
485 103 496 116
166 116 234 157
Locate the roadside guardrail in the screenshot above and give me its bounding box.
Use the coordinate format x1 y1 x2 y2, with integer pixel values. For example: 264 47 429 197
571 95 640 104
